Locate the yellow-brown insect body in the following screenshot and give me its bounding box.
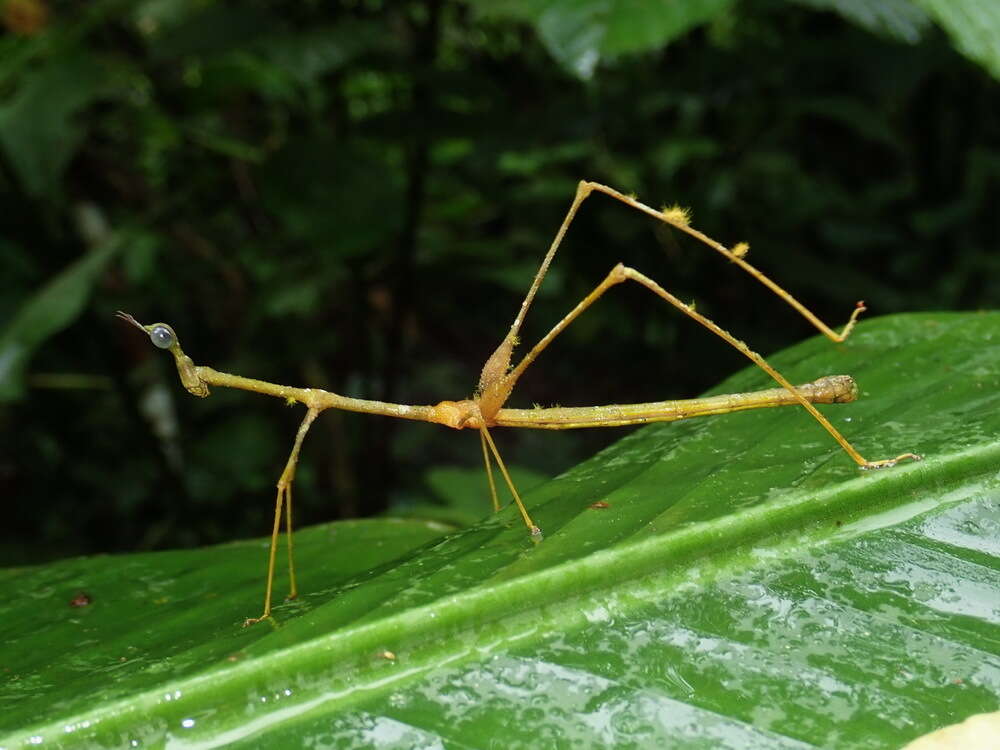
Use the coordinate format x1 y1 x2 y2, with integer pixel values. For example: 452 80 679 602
476 332 516 421
172 348 210 397
116 180 922 627
428 399 481 430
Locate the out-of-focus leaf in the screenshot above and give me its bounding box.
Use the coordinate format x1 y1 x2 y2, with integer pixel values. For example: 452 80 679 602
601 0 736 55
0 53 109 196
258 138 404 261
195 52 299 104
184 119 268 162
472 0 736 79
477 0 1000 81
137 4 278 61
536 1 607 79
130 0 206 35
0 240 120 401
497 142 590 175
911 0 1000 79
791 0 932 44
0 35 42 86
792 97 902 149
120 229 162 285
258 22 384 86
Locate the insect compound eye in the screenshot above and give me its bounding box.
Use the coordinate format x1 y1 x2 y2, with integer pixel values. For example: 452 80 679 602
149 324 175 349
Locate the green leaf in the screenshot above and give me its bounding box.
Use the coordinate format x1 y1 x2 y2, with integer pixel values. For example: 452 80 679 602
910 0 1000 79
477 0 1000 81
258 22 385 86
473 0 736 79
790 0 932 44
396 464 549 527
0 52 110 196
137 4 278 61
600 0 736 55
258 138 405 260
2 311 999 747
0 240 121 401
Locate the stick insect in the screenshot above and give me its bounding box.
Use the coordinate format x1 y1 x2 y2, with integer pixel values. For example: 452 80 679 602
118 181 920 625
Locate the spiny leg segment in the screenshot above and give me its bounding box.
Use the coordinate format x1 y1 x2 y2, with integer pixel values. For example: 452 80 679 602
244 406 321 626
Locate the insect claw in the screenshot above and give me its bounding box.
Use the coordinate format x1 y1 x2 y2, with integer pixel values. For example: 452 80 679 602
860 453 922 471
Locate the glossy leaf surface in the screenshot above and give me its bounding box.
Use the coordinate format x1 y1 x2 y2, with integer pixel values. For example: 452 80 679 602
1 312 998 748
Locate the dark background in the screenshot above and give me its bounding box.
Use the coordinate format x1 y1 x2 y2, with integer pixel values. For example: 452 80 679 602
1 0 997 564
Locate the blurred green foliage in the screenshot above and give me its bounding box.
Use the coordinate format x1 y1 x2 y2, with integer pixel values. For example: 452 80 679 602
1 0 998 564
